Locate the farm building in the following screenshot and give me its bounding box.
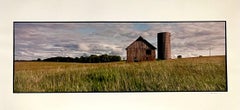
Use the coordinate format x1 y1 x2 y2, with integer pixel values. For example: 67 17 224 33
157 32 171 60
126 36 156 62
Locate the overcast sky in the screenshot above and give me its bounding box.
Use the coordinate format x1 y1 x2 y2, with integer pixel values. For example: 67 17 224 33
14 22 225 60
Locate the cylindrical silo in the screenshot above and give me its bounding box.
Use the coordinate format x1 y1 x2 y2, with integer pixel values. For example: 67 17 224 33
157 32 171 60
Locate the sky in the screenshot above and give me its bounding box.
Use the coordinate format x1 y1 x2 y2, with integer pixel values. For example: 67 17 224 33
14 22 226 60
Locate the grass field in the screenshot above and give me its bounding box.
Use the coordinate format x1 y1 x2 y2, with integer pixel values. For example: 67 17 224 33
14 56 227 92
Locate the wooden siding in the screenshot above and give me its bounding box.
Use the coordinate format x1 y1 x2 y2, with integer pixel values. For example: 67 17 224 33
126 40 156 62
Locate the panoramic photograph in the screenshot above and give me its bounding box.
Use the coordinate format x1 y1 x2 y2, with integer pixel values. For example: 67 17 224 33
14 21 227 92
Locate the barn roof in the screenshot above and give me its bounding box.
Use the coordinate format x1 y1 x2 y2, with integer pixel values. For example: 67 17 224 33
126 36 156 50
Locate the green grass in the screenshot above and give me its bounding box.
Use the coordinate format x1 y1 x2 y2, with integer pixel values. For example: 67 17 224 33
14 56 227 92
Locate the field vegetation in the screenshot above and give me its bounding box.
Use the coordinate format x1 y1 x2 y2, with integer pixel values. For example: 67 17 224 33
14 56 226 92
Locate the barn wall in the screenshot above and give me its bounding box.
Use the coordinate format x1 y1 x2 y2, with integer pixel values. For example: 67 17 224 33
126 41 155 62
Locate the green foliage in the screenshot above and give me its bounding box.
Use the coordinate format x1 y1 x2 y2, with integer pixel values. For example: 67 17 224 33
79 54 121 63
14 56 226 92
42 54 121 63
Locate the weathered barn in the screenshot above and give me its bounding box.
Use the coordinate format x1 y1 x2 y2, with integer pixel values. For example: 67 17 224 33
126 36 156 62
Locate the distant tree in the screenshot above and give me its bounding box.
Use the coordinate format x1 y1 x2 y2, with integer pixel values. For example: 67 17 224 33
100 54 109 62
79 56 88 63
177 55 182 59
74 57 80 62
89 55 99 63
43 56 74 62
111 55 121 62
42 54 121 63
37 58 41 61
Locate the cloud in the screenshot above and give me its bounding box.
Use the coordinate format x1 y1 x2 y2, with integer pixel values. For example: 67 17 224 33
54 43 79 51
78 43 90 51
86 43 123 55
14 22 225 60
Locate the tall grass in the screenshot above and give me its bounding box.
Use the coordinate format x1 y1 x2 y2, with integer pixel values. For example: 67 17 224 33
14 56 226 92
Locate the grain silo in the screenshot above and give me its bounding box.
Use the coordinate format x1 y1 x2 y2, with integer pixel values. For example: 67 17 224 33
157 32 171 60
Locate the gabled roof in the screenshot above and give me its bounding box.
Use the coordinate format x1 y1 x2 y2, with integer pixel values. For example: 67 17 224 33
126 36 156 50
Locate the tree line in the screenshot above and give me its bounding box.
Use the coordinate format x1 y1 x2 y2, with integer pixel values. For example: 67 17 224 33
40 54 121 63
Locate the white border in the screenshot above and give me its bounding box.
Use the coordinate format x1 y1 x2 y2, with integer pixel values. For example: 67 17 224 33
1 0 240 110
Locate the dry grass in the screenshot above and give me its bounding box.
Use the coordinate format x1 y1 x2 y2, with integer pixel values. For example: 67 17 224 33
14 56 227 92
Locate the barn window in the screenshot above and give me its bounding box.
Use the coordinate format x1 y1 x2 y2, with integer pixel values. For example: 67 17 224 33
134 57 138 62
146 49 151 55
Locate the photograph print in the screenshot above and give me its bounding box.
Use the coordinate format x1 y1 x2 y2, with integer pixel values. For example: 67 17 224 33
14 21 227 92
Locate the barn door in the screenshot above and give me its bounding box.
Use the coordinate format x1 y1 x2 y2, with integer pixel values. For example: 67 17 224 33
134 57 138 62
